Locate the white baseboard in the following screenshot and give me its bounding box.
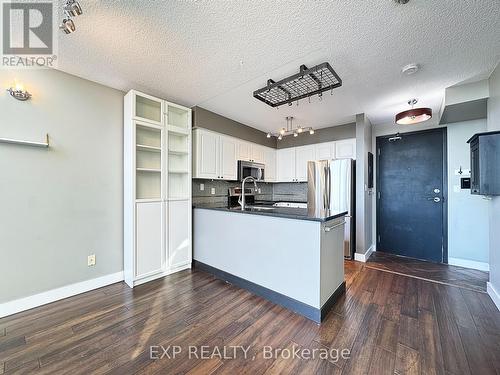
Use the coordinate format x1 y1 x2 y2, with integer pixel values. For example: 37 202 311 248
0 271 124 318
354 244 375 263
487 282 500 311
448 257 490 272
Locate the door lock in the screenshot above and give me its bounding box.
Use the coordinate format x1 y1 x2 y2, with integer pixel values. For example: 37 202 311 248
433 188 440 194
433 197 441 203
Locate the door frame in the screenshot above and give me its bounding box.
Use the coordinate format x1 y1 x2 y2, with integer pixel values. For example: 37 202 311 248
375 127 448 263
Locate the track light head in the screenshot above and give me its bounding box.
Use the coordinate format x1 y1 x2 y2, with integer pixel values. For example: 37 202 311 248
64 0 83 17
60 18 76 34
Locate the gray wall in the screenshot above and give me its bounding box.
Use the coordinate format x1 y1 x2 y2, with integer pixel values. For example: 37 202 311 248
0 69 124 303
355 113 374 255
276 122 356 149
192 106 276 148
192 106 355 150
488 63 500 294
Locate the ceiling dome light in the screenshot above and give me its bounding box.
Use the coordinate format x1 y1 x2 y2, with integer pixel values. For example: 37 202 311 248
64 0 83 17
60 18 76 34
401 63 419 75
395 99 432 125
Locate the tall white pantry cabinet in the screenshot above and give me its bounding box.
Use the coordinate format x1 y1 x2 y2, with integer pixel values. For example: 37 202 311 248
124 90 192 288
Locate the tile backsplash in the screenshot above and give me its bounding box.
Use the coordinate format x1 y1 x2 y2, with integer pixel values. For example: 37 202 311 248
192 179 307 205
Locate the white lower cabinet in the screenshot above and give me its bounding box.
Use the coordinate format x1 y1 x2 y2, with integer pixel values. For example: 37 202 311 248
168 200 192 268
135 201 164 280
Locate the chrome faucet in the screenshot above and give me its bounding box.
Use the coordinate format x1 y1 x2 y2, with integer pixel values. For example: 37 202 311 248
239 176 258 210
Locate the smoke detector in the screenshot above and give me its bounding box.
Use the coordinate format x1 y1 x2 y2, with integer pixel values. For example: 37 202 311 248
401 63 420 75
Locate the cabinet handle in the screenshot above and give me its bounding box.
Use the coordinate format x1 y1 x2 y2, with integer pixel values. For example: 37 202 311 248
324 220 345 232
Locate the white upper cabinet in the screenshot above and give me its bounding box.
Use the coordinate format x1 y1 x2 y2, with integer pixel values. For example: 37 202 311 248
220 135 237 180
237 141 264 163
251 144 265 163
194 129 219 179
315 142 335 160
295 145 316 182
277 148 296 182
334 139 356 159
263 147 276 182
237 141 252 161
193 129 237 180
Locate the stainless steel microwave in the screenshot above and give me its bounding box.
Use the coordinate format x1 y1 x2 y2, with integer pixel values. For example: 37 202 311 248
238 160 265 181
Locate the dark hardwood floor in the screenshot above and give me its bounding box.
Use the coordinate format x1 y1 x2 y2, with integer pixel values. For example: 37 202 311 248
366 251 489 293
1 259 499 374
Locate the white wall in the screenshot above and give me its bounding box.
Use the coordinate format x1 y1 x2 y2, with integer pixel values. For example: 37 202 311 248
0 69 124 303
447 119 489 269
355 113 374 257
372 119 489 269
487 63 500 304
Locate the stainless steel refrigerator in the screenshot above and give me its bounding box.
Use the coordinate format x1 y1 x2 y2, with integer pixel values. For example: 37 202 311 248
307 158 356 259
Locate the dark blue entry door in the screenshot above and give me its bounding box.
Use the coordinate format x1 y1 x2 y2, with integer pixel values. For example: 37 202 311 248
376 128 446 263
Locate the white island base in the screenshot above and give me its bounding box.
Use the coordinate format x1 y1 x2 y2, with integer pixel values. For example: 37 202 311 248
193 207 346 323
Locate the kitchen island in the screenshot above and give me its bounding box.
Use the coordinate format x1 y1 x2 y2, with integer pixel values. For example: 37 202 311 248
193 205 347 323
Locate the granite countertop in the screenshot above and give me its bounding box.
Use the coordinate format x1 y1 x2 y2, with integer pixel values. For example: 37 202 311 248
193 204 347 223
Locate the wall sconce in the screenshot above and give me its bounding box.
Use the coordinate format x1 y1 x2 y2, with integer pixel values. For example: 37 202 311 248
6 82 32 101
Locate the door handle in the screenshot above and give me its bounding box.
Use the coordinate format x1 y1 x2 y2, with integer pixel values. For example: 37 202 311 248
427 197 441 202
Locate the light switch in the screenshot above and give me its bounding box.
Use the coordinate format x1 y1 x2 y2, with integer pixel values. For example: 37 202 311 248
454 168 471 176
211 187 216 195
200 183 204 191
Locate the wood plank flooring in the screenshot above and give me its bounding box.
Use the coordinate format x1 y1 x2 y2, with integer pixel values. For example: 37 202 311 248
1 259 499 374
366 251 489 292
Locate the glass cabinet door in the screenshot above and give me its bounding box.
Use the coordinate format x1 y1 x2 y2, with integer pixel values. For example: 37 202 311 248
166 103 190 130
135 93 163 124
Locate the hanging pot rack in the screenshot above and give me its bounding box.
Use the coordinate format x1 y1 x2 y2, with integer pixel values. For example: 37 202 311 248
253 62 342 108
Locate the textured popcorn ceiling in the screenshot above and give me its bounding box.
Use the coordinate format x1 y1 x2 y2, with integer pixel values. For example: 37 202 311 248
56 0 500 131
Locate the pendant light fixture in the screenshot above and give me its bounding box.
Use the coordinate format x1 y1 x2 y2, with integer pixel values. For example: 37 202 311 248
395 99 432 125
266 117 315 140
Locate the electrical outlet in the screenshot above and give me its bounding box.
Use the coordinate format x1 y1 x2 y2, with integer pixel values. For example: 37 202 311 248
211 187 216 195
87 254 96 267
200 183 205 191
